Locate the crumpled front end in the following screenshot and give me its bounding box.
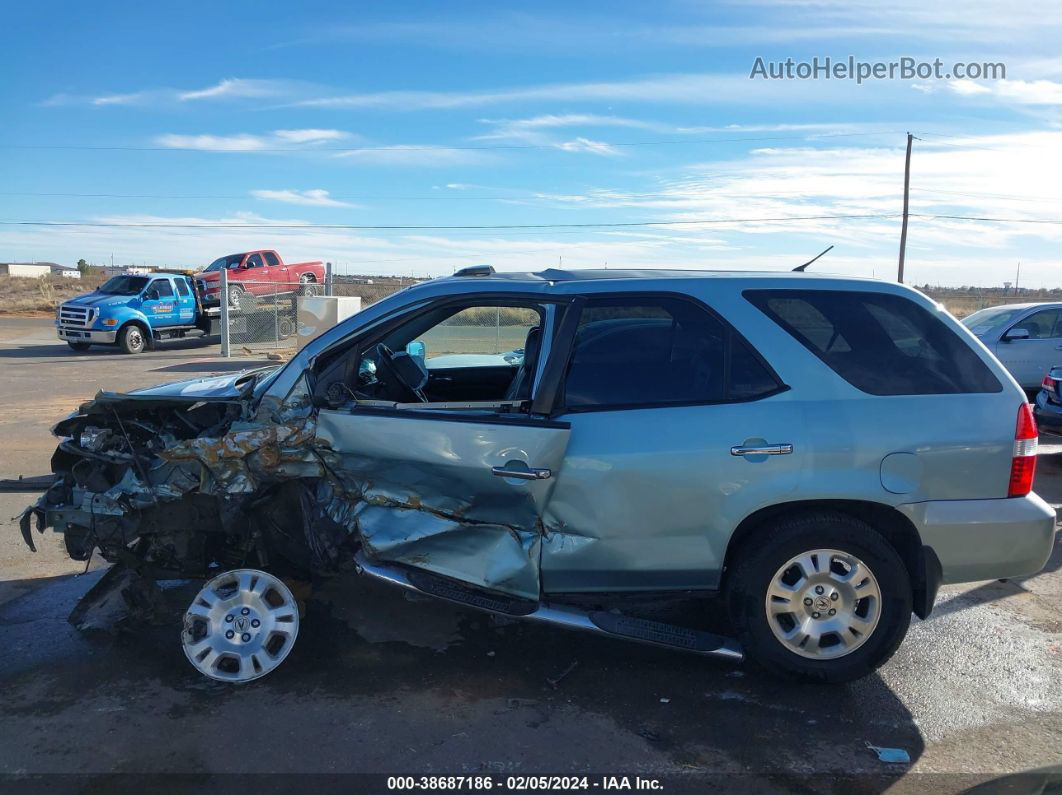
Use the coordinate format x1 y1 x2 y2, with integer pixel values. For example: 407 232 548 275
21 389 356 587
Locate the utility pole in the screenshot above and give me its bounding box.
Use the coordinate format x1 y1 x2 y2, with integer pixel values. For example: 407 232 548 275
897 132 913 284
1015 261 1021 295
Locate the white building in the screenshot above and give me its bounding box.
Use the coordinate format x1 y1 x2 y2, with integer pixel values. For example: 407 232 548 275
0 262 52 278
50 264 81 279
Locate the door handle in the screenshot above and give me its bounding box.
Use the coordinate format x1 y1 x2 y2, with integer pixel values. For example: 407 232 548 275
491 466 552 480
731 443 793 456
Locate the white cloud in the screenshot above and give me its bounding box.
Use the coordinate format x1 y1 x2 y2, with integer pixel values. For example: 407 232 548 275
42 78 315 108
154 129 352 152
555 137 621 156
251 189 357 208
332 145 489 167
949 79 1062 105
292 72 855 111
178 78 291 102
476 113 662 142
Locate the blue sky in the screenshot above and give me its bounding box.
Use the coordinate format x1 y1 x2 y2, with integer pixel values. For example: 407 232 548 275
2 1 1062 286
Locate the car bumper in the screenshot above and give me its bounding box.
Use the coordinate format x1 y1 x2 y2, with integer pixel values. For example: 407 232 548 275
1033 391 1062 433
899 493 1057 585
57 327 117 344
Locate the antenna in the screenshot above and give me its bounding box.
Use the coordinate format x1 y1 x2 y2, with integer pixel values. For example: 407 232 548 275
793 245 834 272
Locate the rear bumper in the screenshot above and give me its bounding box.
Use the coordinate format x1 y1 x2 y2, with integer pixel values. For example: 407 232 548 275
57 327 117 344
899 493 1057 585
1033 392 1062 432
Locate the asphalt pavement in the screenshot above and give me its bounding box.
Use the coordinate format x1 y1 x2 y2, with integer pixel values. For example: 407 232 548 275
0 316 1060 792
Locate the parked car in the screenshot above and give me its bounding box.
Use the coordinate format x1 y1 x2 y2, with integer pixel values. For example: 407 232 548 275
196 250 325 311
55 271 217 354
22 268 1056 684
961 302 1062 389
1033 365 1062 434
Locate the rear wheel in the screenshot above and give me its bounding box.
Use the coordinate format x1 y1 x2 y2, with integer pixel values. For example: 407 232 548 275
66 341 91 352
726 512 911 683
227 285 246 312
117 324 146 354
299 275 320 297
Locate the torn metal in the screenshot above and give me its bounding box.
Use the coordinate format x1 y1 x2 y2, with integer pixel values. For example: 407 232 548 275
22 369 544 622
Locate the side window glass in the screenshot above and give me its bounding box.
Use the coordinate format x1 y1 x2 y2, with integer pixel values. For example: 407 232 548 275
1011 309 1062 340
766 297 850 353
746 289 1002 395
153 279 174 298
563 297 761 409
264 252 280 267
729 337 781 399
175 279 190 297
416 306 540 369
246 254 264 268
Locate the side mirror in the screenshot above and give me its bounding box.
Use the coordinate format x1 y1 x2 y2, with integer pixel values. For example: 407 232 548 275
1004 328 1031 342
406 340 426 367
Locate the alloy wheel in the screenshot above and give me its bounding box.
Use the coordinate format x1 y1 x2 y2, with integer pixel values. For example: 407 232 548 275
764 548 881 659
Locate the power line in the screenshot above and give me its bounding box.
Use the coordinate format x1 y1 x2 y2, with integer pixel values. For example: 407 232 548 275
0 130 902 154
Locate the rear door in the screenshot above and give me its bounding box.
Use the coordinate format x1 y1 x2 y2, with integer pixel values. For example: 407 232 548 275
538 293 803 592
174 277 196 325
313 295 575 600
263 251 290 291
243 252 269 297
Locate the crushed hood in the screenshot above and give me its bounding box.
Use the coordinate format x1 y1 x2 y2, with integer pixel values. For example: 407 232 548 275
120 367 280 400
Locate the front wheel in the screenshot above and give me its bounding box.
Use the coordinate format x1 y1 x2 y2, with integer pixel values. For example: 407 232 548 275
118 324 147 354
726 512 912 683
66 341 91 352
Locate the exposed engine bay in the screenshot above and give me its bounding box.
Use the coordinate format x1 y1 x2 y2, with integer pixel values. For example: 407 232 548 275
20 375 356 603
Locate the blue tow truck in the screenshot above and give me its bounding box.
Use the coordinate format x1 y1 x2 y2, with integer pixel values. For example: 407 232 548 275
56 271 220 354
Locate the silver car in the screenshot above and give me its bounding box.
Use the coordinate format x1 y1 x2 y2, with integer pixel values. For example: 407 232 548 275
22 268 1057 684
961 302 1062 389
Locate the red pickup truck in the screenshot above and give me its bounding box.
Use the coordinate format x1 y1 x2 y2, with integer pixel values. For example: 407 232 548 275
196 250 325 310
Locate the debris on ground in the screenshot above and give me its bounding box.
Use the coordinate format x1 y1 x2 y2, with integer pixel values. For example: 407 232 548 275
0 474 55 492
865 742 911 763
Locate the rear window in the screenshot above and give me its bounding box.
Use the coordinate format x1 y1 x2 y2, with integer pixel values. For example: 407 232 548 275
745 289 1001 395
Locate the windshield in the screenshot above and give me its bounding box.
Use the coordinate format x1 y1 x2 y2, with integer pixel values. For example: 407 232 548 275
203 254 245 272
960 306 1031 337
98 275 150 295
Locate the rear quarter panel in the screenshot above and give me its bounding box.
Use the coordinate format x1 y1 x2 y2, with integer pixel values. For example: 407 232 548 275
701 278 1025 506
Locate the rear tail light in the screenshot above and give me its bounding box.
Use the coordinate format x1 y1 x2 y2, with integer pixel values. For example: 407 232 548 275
1008 403 1038 497
1044 375 1054 391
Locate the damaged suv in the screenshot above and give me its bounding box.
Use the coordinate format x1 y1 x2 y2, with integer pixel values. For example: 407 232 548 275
21 267 1057 683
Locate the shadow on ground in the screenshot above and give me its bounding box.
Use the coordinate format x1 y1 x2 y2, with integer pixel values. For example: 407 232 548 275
0 335 220 360
0 565 925 782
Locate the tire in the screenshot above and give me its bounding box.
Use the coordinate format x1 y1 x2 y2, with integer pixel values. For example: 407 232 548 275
725 511 912 683
118 324 147 355
227 285 246 312
66 341 91 352
299 276 320 297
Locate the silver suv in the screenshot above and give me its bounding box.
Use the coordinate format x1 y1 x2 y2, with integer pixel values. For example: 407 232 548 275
22 268 1057 683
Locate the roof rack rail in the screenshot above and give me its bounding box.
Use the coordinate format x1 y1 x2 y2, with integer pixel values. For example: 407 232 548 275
453 264 495 277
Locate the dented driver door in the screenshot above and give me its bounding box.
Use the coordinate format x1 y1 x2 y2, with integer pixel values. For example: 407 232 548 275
315 408 571 600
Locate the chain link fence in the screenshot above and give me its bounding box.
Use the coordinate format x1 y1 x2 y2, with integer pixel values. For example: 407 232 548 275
220 265 331 356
